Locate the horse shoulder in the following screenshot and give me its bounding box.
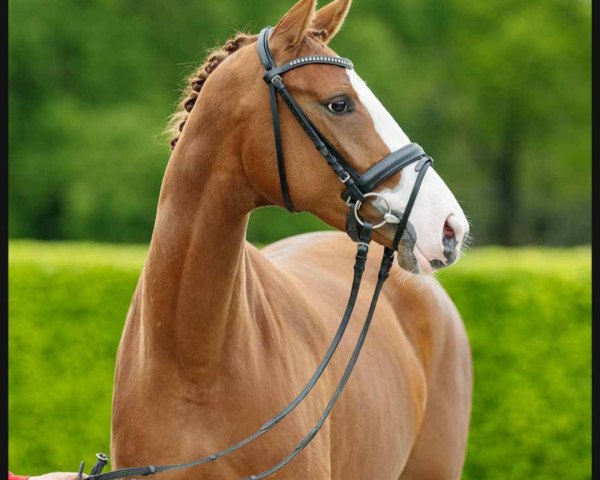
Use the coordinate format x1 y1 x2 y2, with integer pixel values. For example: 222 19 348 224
385 268 470 376
389 275 472 479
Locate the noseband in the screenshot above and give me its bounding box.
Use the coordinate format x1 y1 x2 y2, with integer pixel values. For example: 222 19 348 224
78 27 433 480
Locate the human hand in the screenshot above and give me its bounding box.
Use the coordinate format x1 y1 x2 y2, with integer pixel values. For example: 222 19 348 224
30 473 87 480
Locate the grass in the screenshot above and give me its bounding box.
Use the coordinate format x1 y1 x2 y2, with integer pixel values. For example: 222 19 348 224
8 241 591 479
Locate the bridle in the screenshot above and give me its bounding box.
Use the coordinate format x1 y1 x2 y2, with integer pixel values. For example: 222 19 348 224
78 27 433 480
256 27 432 248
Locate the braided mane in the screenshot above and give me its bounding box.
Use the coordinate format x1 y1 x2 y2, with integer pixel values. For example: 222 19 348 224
166 29 329 149
166 32 258 149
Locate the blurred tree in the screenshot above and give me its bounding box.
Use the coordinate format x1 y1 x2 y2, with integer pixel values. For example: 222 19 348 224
8 0 590 245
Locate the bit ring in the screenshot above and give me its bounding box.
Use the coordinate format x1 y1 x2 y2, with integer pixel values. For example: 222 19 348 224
354 193 393 229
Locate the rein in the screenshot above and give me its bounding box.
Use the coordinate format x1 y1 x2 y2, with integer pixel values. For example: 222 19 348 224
78 26 432 480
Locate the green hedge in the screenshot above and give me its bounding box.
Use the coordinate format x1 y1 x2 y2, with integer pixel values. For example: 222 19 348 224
9 241 591 479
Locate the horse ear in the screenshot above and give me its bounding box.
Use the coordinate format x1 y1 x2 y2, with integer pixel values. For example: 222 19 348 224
270 0 317 55
312 0 351 44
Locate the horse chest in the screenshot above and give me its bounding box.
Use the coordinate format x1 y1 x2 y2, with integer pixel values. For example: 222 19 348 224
111 316 425 479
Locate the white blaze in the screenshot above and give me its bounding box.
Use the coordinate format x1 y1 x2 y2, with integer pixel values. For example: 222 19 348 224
347 69 469 272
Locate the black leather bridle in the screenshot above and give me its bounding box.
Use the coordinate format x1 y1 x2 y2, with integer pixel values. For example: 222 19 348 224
256 27 432 250
78 27 433 480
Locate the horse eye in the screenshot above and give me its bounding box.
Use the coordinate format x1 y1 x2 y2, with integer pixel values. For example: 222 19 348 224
328 99 349 114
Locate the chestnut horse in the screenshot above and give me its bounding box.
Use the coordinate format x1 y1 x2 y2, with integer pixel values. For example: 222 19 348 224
111 0 472 478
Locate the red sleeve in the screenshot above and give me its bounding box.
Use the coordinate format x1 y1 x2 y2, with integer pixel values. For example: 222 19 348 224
9 473 30 480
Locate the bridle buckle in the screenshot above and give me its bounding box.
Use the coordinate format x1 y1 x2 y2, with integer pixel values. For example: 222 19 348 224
338 170 351 183
269 74 283 87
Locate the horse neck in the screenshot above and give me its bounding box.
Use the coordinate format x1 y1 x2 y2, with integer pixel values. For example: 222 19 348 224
140 114 259 372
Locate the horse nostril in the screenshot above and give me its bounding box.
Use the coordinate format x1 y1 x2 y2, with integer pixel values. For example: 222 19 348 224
442 215 462 265
443 214 465 242
443 220 455 239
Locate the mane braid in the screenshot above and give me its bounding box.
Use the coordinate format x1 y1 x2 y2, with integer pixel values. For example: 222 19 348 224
166 30 328 149
166 32 257 149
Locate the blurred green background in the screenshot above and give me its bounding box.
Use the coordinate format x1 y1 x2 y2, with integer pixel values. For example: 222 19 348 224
9 242 591 479
9 0 591 479
9 0 590 245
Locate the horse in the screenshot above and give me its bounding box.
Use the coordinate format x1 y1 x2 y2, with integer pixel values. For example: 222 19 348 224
110 0 473 478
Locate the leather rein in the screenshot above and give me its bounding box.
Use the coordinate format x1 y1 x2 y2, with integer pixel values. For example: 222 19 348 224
79 27 433 480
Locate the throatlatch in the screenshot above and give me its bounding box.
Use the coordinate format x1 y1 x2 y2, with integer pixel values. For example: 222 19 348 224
76 26 433 480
